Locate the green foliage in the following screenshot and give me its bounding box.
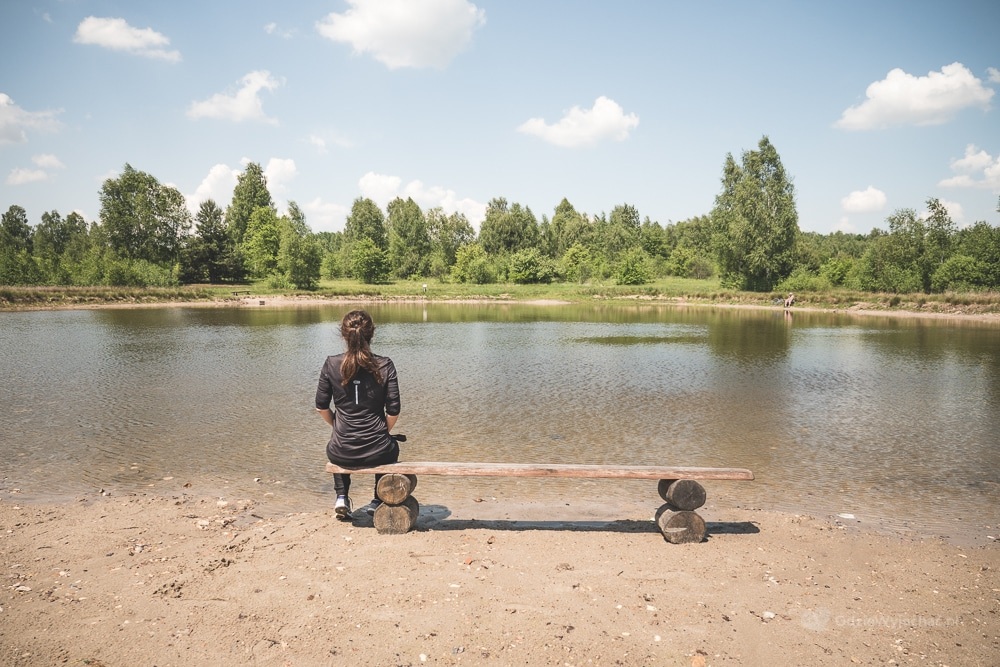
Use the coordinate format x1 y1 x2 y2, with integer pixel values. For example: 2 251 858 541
665 245 714 279
931 254 982 292
225 163 273 245
426 208 475 279
509 247 556 284
559 242 594 283
710 136 799 291
615 247 651 285
344 198 388 250
478 198 539 255
450 243 495 284
775 267 831 292
818 255 854 286
99 164 191 266
387 197 431 279
103 257 178 287
277 219 322 290
242 207 282 278
350 237 389 284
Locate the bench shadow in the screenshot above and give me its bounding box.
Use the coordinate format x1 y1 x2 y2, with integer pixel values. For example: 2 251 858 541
352 504 760 538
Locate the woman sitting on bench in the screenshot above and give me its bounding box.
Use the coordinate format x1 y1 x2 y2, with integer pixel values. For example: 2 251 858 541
315 310 402 520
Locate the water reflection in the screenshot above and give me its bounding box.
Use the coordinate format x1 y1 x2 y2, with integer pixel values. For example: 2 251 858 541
1 303 997 543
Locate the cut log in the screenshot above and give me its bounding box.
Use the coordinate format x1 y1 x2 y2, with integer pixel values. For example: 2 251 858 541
376 473 418 505
656 508 707 544
372 496 419 535
657 479 706 511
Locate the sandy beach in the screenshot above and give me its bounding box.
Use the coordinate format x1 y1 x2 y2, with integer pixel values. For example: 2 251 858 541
1 483 997 667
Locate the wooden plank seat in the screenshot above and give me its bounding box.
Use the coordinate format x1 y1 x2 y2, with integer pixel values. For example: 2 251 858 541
325 461 754 543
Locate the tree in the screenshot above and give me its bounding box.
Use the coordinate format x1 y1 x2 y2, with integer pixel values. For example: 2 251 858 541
225 163 273 245
478 198 539 256
426 208 474 278
710 136 799 291
33 210 88 284
242 206 282 278
509 247 556 284
387 197 431 279
351 237 389 284
615 247 651 285
450 243 494 283
1 205 39 285
99 164 191 266
179 200 237 283
277 218 322 289
344 197 388 250
559 242 594 283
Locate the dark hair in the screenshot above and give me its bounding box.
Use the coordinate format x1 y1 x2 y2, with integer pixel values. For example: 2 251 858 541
339 310 382 386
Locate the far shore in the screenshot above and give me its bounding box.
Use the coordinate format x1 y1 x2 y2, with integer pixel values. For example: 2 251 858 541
8 291 999 324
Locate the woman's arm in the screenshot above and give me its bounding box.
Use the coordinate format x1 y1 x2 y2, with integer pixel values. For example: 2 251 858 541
317 408 335 428
386 413 398 432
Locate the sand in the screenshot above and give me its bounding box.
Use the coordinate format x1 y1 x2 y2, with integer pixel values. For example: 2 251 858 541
1 485 997 667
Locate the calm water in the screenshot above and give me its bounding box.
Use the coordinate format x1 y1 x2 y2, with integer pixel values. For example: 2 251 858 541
2 303 998 543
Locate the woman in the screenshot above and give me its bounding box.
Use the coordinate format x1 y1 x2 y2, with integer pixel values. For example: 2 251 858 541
315 310 401 520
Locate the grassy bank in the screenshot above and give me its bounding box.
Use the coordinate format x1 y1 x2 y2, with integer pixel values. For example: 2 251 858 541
2 279 1000 316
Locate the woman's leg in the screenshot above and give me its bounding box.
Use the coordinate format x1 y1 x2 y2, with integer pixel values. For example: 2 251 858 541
333 473 351 498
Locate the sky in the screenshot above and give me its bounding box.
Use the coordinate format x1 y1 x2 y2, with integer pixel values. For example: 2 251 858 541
1 0 999 236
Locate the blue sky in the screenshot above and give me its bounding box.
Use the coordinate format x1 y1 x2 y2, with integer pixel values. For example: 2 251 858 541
1 1 998 236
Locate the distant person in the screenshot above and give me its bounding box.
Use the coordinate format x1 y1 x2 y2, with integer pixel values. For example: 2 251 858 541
784 293 796 308
316 310 401 520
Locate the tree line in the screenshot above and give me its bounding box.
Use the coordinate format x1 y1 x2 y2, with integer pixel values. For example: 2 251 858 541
2 137 999 293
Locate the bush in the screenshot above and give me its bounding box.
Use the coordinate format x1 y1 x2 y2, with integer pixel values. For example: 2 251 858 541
931 254 983 292
450 244 496 284
776 268 831 293
509 248 556 284
615 248 651 285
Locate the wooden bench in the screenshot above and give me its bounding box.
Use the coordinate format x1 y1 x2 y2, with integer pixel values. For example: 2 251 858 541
325 461 754 543
231 290 251 296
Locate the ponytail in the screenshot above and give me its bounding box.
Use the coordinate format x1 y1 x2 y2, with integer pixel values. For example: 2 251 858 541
339 310 382 385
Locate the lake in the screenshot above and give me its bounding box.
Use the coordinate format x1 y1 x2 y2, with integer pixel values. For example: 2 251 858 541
2 302 998 544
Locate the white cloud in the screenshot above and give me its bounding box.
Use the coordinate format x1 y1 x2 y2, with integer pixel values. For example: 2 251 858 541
187 71 282 124
6 167 49 185
264 22 295 39
186 163 240 214
358 172 402 206
302 197 350 233
358 171 486 226
835 63 993 130
988 67 1000 83
316 0 486 69
938 144 1000 190
834 216 857 233
32 154 65 169
841 186 887 213
309 135 328 153
517 96 640 148
0 93 62 144
264 158 298 199
73 17 181 62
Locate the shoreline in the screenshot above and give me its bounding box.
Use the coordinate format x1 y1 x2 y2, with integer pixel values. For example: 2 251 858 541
5 292 1000 324
1 488 997 666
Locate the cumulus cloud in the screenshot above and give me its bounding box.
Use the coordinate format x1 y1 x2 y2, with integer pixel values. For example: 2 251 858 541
835 62 993 130
358 171 486 226
938 144 1000 190
187 71 282 124
989 67 1000 83
316 0 486 69
6 167 48 185
73 17 181 62
302 198 350 233
517 96 640 148
32 154 65 169
264 22 295 38
264 158 298 198
0 93 62 144
841 186 887 213
186 163 241 214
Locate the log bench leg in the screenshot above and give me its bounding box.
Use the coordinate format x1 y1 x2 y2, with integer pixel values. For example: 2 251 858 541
656 479 708 544
372 473 419 535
